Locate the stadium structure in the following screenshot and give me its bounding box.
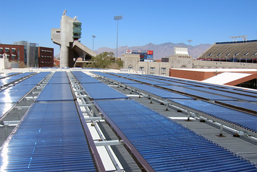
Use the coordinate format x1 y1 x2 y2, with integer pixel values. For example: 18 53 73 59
121 40 257 76
0 67 257 171
197 40 257 63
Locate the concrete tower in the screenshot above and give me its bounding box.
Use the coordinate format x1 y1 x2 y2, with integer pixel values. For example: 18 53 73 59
51 10 97 67
51 10 81 67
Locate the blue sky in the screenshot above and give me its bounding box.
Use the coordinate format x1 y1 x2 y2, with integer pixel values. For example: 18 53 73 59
0 0 256 55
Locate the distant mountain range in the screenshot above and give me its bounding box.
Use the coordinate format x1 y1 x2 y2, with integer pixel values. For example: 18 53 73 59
95 42 212 59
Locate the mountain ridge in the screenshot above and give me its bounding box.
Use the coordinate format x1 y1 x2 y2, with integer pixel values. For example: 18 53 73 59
95 42 212 59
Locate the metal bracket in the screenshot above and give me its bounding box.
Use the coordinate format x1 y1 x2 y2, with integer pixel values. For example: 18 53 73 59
85 117 103 121
94 140 123 146
79 103 94 107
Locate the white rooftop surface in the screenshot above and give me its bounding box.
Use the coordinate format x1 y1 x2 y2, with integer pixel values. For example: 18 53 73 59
203 72 251 85
172 68 257 72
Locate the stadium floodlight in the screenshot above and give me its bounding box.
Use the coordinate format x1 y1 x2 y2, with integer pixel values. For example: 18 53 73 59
187 40 192 45
92 35 96 51
230 35 248 42
114 15 123 60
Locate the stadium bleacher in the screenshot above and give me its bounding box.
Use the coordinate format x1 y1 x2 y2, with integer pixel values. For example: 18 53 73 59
198 40 257 62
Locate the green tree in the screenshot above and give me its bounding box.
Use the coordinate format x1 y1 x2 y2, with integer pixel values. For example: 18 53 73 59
84 52 124 69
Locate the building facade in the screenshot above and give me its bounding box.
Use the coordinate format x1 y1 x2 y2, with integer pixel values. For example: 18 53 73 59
38 47 54 67
121 43 257 76
121 47 191 76
14 41 39 67
0 44 25 63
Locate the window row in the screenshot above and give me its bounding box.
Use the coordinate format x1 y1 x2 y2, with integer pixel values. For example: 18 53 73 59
0 48 16 53
139 67 166 71
0 54 17 58
41 49 52 53
40 61 52 64
41 56 52 58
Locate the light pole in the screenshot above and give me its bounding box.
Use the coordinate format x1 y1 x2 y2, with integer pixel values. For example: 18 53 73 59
114 15 122 60
92 35 96 51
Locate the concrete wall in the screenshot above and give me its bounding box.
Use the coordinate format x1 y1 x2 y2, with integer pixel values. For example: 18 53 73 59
51 29 61 45
169 55 193 68
121 54 140 70
121 54 170 76
137 62 170 76
0 58 10 70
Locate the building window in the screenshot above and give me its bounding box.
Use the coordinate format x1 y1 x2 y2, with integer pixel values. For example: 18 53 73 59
139 67 144 70
161 73 166 76
161 68 166 71
0 48 3 53
150 72 154 75
11 55 16 59
5 48 9 53
150 67 155 71
11 48 16 53
0 54 2 58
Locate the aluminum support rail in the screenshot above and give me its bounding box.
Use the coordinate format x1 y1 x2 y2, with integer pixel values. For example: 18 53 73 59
66 72 109 172
67 72 127 172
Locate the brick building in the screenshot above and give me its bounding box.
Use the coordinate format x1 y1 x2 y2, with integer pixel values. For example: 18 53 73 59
38 47 54 67
0 44 25 63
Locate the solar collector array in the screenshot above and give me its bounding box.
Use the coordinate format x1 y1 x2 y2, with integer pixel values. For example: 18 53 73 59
126 83 193 99
0 71 97 171
36 84 74 102
47 72 70 84
189 86 257 102
92 72 138 84
81 83 128 100
109 73 238 101
136 74 257 96
0 72 18 79
0 102 96 171
73 72 128 100
171 99 257 132
216 101 257 113
0 72 34 87
72 71 101 84
95 99 257 171
36 72 74 102
0 72 50 104
0 103 14 118
112 73 169 86
95 72 257 133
